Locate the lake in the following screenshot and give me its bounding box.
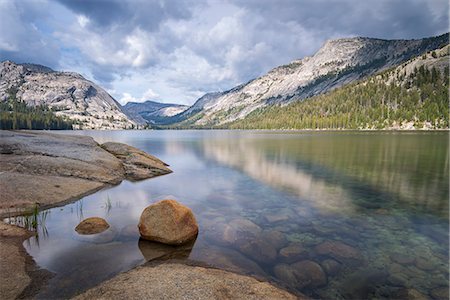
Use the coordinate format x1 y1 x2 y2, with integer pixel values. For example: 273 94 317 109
9 130 449 299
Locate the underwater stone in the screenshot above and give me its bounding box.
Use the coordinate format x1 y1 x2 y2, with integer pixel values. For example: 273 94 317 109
273 264 298 287
291 260 327 289
320 259 341 276
279 244 309 263
341 269 388 299
390 253 415 265
430 287 449 299
392 288 429 300
236 237 278 264
415 257 435 271
315 240 362 262
262 230 288 250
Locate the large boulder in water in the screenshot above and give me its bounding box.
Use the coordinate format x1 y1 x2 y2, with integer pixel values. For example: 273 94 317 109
138 199 198 245
75 217 110 235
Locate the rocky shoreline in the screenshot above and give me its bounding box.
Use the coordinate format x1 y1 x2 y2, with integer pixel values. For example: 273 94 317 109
0 130 298 299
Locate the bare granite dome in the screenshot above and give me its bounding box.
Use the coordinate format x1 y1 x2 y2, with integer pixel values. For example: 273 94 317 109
0 61 136 129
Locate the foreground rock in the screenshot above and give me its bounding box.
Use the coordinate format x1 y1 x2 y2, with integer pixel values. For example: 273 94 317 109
139 199 198 245
0 130 172 299
0 131 171 214
0 223 52 300
75 217 110 235
74 262 299 300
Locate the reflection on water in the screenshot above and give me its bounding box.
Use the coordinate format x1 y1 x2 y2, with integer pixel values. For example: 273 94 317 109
13 131 449 299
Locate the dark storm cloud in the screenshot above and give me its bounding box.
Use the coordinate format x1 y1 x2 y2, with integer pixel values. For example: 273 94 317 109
235 0 448 39
56 0 193 31
0 0 447 105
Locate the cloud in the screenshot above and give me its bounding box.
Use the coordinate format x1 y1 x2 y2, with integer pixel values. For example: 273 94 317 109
1 0 448 106
118 88 159 105
0 1 61 68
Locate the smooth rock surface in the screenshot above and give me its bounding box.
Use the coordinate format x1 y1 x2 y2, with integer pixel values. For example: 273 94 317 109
101 142 172 180
138 199 198 245
0 223 32 299
75 217 110 235
0 61 136 129
0 131 171 213
74 263 299 300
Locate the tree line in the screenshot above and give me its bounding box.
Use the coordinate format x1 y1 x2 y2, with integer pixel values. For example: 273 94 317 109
0 92 73 130
227 63 449 130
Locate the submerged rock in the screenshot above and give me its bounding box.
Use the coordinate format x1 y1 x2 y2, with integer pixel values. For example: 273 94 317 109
274 260 327 289
414 257 435 271
392 288 429 300
390 253 415 265
315 240 362 263
75 217 110 235
273 264 298 287
291 260 327 289
237 238 278 264
279 244 309 263
320 259 341 276
262 230 288 250
264 208 296 224
190 245 266 277
138 199 198 245
340 269 387 299
430 287 449 299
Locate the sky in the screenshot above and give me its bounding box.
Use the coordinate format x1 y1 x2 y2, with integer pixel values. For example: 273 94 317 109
0 0 448 105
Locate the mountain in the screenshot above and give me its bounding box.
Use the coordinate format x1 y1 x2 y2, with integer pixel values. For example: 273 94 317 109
0 61 137 129
123 100 188 125
228 44 449 130
172 33 448 127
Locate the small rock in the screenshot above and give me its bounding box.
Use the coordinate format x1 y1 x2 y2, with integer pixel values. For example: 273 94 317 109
264 208 296 224
315 240 362 262
138 199 198 245
273 264 298 287
341 269 387 299
415 257 435 271
388 263 410 275
392 288 429 300
262 230 288 250
75 217 110 235
390 253 415 265
387 273 409 286
229 218 262 237
237 238 277 264
291 260 327 289
204 217 262 246
279 244 308 263
320 259 341 276
430 287 449 299
190 245 266 277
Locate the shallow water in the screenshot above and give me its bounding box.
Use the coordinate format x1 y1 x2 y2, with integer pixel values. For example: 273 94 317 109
9 130 449 299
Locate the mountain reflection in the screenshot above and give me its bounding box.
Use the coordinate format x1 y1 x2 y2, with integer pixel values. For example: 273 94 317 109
201 132 448 218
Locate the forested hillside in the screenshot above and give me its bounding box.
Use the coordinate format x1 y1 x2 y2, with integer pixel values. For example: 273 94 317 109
0 91 73 130
227 48 449 130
